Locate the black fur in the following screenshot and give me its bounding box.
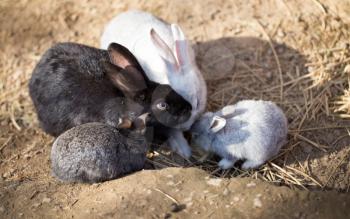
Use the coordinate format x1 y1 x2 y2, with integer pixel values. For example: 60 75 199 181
29 42 192 137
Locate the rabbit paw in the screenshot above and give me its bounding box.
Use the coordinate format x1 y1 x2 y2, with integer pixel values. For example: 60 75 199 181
168 137 192 159
218 158 235 169
168 130 192 159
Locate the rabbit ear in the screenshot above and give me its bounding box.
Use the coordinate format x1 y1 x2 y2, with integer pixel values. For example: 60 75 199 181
106 43 148 97
219 105 236 119
150 28 180 71
171 24 190 67
107 43 140 69
209 116 226 133
105 63 148 98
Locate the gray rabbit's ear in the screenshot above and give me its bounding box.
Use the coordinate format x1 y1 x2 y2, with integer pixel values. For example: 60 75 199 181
209 116 226 133
107 43 140 69
220 105 236 118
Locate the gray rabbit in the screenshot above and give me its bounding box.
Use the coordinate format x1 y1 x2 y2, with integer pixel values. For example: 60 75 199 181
51 121 149 183
29 42 192 139
191 100 288 169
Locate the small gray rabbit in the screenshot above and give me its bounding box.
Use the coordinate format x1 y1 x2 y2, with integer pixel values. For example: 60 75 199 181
191 100 288 169
51 122 149 183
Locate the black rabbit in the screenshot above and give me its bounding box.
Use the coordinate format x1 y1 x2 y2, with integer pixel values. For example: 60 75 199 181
29 42 192 137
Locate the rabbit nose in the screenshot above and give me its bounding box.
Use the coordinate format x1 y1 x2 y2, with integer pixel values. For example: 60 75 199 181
137 112 150 124
117 117 132 129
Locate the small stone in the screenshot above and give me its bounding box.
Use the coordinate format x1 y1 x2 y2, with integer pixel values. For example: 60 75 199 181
277 29 285 37
207 178 222 187
33 202 41 208
170 203 185 213
0 206 5 212
253 197 262 208
223 188 229 196
3 172 11 178
24 154 32 160
246 182 256 188
233 196 240 202
42 197 51 203
167 181 175 186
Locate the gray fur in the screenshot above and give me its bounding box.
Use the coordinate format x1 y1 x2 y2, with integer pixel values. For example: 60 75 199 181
191 100 288 169
51 122 148 183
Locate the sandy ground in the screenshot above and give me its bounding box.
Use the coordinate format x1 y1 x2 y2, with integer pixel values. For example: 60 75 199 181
1 0 350 218
2 168 350 219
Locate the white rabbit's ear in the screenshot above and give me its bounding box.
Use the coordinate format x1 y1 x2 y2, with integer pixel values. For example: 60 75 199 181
171 24 190 67
209 116 226 133
150 28 179 71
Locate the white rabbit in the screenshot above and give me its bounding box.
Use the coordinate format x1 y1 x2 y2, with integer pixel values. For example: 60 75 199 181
191 100 288 169
101 10 207 158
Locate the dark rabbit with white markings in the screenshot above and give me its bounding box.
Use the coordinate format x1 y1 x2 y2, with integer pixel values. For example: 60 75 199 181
101 10 207 157
29 42 192 137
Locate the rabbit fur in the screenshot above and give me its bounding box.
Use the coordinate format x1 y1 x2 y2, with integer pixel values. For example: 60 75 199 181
100 10 208 158
191 100 288 169
51 122 149 183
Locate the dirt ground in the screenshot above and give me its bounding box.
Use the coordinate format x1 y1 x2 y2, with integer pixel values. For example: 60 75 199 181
1 0 350 218
2 168 350 219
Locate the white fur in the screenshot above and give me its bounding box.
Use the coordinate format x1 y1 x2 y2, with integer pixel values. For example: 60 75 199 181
191 100 288 169
101 10 208 158
100 10 206 129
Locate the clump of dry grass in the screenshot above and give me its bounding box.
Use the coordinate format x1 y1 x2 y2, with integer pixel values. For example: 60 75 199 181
148 10 350 191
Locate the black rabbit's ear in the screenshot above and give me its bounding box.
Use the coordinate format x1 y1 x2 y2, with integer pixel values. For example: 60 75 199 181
107 43 140 69
105 63 148 98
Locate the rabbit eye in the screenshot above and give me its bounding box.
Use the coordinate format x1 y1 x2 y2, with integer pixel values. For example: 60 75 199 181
156 102 168 111
139 94 145 100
